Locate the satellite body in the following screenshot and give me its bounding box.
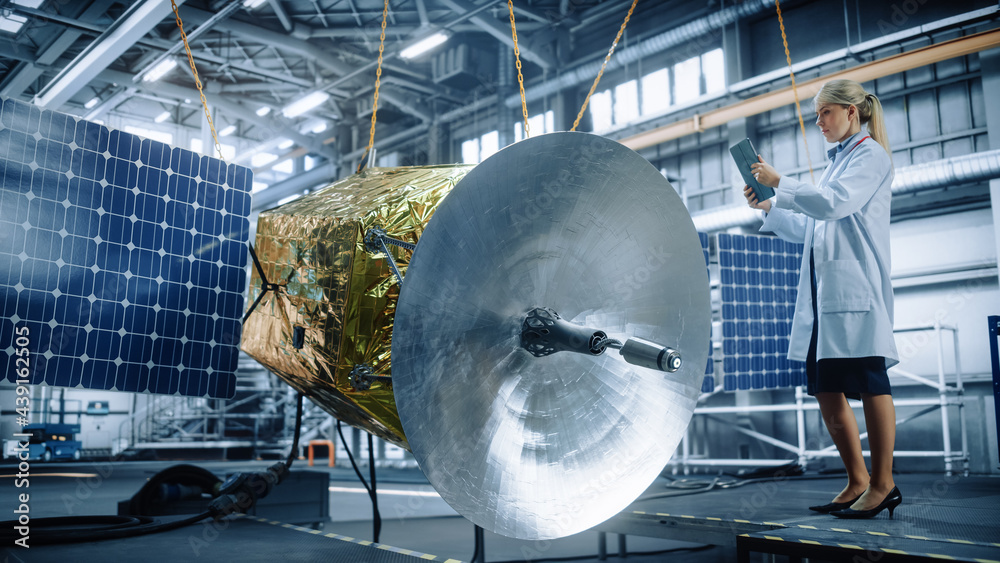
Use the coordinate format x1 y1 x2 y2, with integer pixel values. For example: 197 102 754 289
241 165 472 449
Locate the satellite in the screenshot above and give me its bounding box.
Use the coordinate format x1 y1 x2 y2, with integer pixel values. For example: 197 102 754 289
0 97 710 540
243 131 710 539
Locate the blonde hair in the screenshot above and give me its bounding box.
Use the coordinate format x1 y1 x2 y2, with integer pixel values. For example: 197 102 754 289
815 79 892 159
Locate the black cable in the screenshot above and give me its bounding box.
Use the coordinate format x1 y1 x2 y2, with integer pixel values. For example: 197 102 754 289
286 392 304 469
336 419 382 542
367 432 381 543
0 512 213 545
336 420 372 495
485 543 714 563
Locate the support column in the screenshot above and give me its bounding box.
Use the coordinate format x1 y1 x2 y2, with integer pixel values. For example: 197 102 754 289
498 42 514 147
980 48 1000 287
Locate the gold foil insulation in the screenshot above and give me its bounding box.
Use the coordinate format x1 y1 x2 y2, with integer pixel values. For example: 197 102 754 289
241 165 474 449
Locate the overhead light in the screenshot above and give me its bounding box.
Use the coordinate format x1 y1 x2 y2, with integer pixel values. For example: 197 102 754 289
256 106 271 117
277 139 294 150
0 13 27 34
84 97 100 109
154 111 171 123
282 91 330 118
243 0 267 8
310 122 327 134
219 125 237 137
399 31 450 60
142 59 177 83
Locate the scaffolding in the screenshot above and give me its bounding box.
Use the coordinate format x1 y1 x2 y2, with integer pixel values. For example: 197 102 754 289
673 321 970 476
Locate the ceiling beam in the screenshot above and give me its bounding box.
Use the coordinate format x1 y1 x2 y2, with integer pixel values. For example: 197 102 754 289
0 0 117 99
99 68 336 159
34 0 188 109
267 0 294 33
437 0 556 70
179 6 357 77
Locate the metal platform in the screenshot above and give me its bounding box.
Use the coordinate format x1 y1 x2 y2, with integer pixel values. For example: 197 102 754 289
599 472 1000 562
0 514 464 563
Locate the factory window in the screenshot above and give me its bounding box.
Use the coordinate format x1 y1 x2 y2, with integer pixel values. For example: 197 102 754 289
513 110 554 142
703 48 725 93
480 131 499 160
252 182 269 193
124 125 172 145
640 69 670 115
614 80 639 125
589 91 613 132
673 55 702 105
461 129 500 164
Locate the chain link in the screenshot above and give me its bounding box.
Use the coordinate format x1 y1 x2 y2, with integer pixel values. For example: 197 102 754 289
357 0 390 173
571 0 639 132
170 0 225 163
776 0 815 184
507 0 529 139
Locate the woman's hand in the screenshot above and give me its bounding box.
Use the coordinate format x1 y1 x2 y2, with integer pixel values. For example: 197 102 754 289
750 155 780 188
744 185 772 213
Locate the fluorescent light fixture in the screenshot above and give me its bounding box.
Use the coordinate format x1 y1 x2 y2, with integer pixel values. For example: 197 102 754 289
399 31 449 60
255 106 271 117
278 139 294 150
219 125 237 137
154 111 171 123
0 13 27 34
243 0 267 8
84 97 100 109
311 122 327 134
282 91 330 118
143 59 177 83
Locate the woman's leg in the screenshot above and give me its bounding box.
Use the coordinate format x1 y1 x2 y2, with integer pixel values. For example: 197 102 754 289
815 392 869 501
853 393 897 509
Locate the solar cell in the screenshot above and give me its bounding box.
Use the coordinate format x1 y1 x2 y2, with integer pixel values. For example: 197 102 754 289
0 97 252 398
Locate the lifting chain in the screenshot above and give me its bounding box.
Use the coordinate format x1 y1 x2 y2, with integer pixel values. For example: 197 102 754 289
357 0 390 173
169 0 225 163
571 0 640 132
776 0 815 183
507 0 530 139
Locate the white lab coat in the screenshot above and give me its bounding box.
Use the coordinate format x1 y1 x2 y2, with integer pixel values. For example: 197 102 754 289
759 132 899 368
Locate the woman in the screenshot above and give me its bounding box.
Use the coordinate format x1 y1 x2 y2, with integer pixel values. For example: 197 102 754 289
744 79 901 519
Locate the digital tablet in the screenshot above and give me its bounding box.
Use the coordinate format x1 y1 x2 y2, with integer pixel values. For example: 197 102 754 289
729 138 775 202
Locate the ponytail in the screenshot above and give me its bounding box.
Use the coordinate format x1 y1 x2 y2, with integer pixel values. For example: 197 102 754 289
862 93 892 159
815 79 892 165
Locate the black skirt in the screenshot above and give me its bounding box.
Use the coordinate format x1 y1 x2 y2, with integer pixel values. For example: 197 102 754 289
805 250 891 400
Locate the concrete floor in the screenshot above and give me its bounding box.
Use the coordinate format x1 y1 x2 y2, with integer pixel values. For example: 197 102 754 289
0 459 730 562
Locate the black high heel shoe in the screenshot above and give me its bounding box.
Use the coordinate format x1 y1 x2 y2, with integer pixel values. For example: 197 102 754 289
831 486 902 519
808 494 862 513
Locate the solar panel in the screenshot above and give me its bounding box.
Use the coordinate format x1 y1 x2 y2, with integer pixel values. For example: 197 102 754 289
718 232 806 391
0 97 252 398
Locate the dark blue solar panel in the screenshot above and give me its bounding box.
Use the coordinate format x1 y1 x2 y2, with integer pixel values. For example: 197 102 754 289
718 232 805 391
0 97 251 398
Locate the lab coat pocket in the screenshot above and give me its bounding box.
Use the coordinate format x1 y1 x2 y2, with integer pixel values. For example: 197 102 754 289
817 260 872 313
